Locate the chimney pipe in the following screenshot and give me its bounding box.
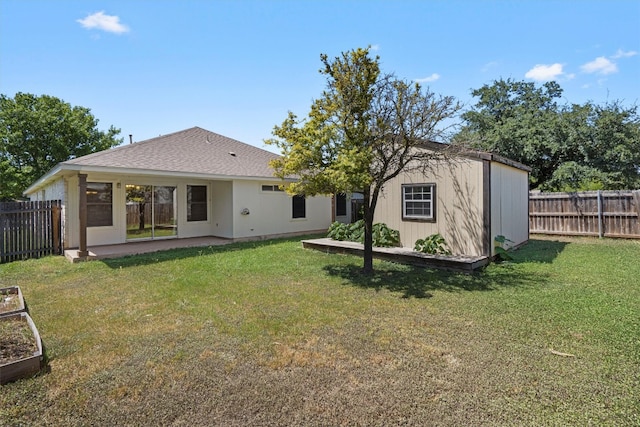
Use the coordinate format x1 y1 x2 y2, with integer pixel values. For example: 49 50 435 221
129 134 133 145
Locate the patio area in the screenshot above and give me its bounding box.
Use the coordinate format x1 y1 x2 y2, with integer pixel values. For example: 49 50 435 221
302 238 490 272
64 236 233 263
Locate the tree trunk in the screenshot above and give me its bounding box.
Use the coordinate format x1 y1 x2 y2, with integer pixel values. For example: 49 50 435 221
138 202 146 231
362 188 374 275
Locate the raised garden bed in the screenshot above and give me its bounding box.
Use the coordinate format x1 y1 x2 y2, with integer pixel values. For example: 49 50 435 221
0 312 43 385
0 286 26 317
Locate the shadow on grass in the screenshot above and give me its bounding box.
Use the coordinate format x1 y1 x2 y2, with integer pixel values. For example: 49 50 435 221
323 263 545 298
323 239 570 298
510 238 570 264
100 234 325 269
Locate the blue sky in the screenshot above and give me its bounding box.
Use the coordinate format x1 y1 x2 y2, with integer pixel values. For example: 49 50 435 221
1 1 639 152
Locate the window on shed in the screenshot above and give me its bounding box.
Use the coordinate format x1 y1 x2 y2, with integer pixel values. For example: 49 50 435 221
292 195 306 219
87 182 113 227
187 185 208 222
402 184 435 221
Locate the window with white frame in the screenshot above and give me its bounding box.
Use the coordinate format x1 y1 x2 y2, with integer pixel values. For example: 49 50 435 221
402 184 435 221
86 182 113 227
187 185 207 222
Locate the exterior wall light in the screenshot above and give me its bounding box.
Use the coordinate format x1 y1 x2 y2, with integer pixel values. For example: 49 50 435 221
240 208 250 215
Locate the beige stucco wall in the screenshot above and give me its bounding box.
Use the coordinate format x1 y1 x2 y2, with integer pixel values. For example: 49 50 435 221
231 180 331 239
374 158 486 256
33 173 331 248
490 162 530 253
210 181 234 238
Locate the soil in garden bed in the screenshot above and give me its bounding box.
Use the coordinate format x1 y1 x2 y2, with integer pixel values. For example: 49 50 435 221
0 318 38 365
0 292 22 314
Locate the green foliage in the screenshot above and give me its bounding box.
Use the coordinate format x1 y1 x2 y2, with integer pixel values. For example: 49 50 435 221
348 220 366 243
494 235 514 262
266 47 461 273
371 222 400 247
456 79 640 191
327 220 399 247
0 92 122 200
414 234 452 255
327 221 351 241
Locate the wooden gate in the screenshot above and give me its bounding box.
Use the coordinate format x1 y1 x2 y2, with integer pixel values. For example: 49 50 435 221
0 200 62 263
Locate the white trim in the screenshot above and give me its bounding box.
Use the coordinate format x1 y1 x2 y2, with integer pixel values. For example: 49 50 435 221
24 164 295 196
402 183 435 220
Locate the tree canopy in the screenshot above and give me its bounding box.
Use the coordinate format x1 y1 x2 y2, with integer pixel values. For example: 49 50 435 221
0 93 122 200
266 47 461 273
455 78 640 191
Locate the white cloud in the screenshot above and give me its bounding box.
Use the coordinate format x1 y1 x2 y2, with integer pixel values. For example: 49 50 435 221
524 63 565 81
611 49 638 59
77 11 129 34
580 56 618 75
369 44 380 51
414 73 440 83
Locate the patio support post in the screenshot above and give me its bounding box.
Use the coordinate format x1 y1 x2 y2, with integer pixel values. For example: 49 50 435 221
78 173 88 258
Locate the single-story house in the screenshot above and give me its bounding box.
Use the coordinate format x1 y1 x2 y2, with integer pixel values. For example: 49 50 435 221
370 145 531 257
24 127 332 252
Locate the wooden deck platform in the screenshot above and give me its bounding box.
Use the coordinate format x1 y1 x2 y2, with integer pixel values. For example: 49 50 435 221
302 238 490 273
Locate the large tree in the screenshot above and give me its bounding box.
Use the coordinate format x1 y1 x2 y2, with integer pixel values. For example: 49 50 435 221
0 93 122 200
266 47 461 274
454 78 563 188
456 78 640 191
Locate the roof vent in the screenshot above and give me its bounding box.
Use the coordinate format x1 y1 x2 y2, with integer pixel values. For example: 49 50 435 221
229 152 236 157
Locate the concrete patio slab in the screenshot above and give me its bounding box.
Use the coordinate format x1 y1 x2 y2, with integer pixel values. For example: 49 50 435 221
64 236 233 262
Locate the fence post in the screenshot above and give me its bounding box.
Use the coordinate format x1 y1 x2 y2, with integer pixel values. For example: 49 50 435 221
633 190 640 217
597 190 603 238
0 207 5 263
52 203 61 255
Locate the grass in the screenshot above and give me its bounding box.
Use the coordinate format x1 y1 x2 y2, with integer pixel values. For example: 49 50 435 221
0 235 638 426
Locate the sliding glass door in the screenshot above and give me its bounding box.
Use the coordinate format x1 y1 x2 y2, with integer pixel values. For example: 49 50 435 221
126 185 177 240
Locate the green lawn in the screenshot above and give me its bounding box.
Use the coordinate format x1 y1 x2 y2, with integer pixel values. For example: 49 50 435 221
1 235 638 426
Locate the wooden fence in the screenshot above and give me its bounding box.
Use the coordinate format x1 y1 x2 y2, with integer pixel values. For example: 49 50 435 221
126 204 175 228
0 200 62 263
529 190 640 238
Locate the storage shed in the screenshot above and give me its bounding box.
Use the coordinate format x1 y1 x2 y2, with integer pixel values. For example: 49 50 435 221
371 146 531 257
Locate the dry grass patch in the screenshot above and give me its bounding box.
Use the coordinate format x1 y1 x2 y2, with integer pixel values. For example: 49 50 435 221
0 235 638 426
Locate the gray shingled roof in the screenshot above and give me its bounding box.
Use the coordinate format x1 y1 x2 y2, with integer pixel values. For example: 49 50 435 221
63 127 281 179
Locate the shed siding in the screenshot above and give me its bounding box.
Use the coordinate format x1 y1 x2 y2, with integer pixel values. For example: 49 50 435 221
490 162 529 254
374 158 485 256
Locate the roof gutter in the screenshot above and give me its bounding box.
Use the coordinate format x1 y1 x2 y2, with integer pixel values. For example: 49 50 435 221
23 164 64 196
23 164 296 196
